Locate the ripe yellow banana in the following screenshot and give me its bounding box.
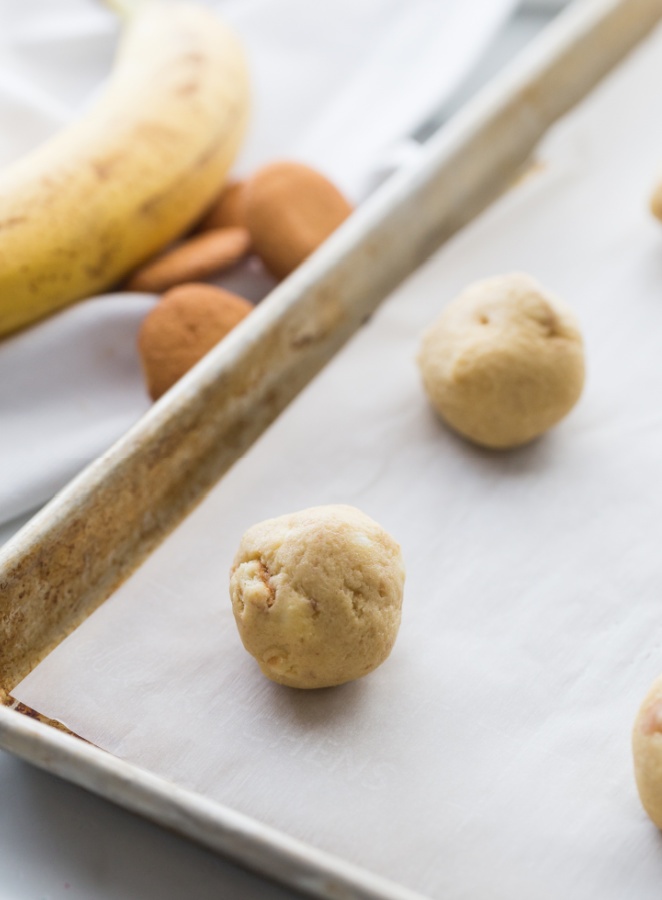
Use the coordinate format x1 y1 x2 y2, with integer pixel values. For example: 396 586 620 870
0 0 249 337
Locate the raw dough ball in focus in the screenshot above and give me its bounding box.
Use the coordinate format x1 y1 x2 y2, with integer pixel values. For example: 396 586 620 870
417 273 585 449
229 505 405 689
633 674 662 828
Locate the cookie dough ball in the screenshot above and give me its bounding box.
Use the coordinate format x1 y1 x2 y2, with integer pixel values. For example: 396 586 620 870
229 505 405 689
650 178 662 223
417 273 585 449
633 674 662 828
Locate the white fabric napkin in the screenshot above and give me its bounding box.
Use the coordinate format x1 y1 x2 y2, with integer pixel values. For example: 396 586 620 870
0 0 516 529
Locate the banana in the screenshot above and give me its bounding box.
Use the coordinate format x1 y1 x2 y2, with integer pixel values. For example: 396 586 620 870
0 0 250 336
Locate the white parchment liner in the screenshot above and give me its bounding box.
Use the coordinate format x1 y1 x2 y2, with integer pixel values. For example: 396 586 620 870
15 20 662 899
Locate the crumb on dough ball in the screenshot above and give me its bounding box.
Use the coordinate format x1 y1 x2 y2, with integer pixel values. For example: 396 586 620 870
633 674 662 828
229 504 405 689
417 273 585 449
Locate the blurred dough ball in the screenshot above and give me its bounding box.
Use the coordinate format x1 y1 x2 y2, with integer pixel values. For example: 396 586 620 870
417 273 585 449
633 673 662 829
229 505 405 689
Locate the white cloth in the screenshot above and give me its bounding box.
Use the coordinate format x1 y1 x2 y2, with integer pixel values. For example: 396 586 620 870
0 0 515 528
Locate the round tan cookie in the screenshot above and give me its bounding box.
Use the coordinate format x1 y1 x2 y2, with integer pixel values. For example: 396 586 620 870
195 180 248 232
127 227 251 293
417 273 585 449
229 504 405 689
633 674 662 828
138 283 252 400
245 161 353 280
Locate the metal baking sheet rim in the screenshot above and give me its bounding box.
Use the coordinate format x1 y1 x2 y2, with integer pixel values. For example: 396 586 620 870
1 0 662 897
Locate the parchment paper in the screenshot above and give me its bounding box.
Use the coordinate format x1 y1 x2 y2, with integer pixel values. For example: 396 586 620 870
15 19 662 900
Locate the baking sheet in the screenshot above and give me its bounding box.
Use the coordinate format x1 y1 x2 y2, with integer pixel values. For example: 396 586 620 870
14 18 662 899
